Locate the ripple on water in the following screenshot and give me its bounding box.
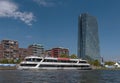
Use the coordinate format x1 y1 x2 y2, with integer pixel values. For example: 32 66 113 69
0 70 120 83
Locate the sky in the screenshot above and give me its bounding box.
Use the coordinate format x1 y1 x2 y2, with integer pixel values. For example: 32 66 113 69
0 0 120 61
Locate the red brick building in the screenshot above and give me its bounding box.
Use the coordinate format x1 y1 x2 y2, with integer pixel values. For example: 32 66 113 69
51 47 69 58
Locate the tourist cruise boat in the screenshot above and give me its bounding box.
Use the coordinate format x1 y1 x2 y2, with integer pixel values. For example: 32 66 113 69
18 56 91 70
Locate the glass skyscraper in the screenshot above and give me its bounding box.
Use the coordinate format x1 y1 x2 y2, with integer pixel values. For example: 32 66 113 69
78 13 101 61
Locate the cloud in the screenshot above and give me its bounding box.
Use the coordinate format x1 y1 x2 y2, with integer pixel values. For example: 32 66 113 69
33 0 56 7
0 0 35 25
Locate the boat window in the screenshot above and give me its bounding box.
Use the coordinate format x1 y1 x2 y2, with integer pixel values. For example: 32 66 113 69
39 64 90 67
80 65 90 67
26 58 32 61
43 59 57 62
20 64 37 67
43 59 77 63
39 64 57 67
36 59 42 62
25 58 42 62
32 58 42 62
79 61 87 63
58 60 77 63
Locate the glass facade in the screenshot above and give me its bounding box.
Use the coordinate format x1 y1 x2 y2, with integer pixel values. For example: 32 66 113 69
78 13 101 61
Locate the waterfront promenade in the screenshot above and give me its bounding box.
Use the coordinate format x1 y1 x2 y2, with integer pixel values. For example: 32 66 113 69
0 64 17 70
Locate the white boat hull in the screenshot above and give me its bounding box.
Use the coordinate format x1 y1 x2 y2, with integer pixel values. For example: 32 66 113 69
18 56 92 70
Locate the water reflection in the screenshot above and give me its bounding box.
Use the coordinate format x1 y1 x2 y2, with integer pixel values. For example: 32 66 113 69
79 70 102 83
0 70 22 83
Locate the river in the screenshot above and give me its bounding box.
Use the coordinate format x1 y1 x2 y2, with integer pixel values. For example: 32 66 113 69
0 70 120 83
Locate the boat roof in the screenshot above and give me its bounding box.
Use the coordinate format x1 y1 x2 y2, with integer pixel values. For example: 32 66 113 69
25 56 86 61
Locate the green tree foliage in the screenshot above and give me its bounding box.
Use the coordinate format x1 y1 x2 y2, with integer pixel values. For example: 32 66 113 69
89 60 101 67
0 59 22 64
0 59 8 63
70 54 77 59
60 54 69 58
93 60 101 66
105 61 115 66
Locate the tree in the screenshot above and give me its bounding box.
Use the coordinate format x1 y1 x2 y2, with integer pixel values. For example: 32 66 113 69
0 58 22 64
105 61 115 66
0 59 8 63
92 60 101 66
88 60 101 67
70 54 77 59
60 54 69 58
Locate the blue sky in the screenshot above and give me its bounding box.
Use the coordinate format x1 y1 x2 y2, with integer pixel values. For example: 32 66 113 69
0 0 120 61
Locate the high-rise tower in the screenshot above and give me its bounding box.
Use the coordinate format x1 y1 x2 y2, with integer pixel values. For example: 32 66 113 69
78 13 101 61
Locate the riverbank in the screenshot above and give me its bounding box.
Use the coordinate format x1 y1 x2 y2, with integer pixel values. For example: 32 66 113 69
0 64 17 70
0 66 17 70
92 66 120 70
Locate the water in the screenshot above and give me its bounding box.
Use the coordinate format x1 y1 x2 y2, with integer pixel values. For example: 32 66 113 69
0 70 120 83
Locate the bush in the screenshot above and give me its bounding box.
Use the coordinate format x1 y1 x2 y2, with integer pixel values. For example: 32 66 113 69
70 54 77 59
105 61 115 66
89 60 101 66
